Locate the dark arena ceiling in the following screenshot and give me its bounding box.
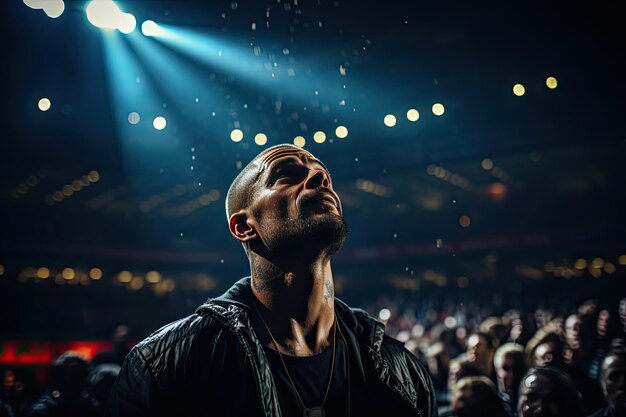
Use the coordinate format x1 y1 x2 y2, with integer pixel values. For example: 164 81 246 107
1 0 625 338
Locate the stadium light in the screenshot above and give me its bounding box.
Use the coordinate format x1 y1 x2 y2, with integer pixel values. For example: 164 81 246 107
141 20 164 37
23 0 65 18
85 0 136 34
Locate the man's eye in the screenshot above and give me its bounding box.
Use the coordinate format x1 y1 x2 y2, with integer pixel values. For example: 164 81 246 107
273 167 305 183
274 171 292 181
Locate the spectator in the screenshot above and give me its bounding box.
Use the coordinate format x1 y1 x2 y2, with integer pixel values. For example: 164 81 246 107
26 351 100 417
532 335 565 368
565 314 596 375
92 325 131 367
588 349 626 417
87 364 120 414
1 370 29 417
494 343 527 415
466 332 496 381
481 317 509 350
518 367 583 417
451 376 509 417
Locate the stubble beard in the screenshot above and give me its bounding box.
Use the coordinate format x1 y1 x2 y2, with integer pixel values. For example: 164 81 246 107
263 213 348 259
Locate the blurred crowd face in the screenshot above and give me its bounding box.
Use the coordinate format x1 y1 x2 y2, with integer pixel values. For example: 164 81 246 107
451 385 471 414
597 310 610 337
448 360 462 394
467 334 492 373
496 353 519 396
534 343 555 368
3 370 15 391
565 315 582 350
510 319 524 342
518 373 562 417
620 298 626 330
602 353 626 413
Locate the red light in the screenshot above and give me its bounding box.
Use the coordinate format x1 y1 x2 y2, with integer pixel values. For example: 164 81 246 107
489 183 507 201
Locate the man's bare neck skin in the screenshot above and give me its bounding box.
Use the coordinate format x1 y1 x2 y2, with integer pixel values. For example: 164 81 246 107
249 251 336 357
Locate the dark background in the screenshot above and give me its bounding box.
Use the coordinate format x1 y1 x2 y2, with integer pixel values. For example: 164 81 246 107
1 0 625 341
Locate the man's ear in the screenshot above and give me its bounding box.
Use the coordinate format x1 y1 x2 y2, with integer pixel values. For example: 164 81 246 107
229 210 258 242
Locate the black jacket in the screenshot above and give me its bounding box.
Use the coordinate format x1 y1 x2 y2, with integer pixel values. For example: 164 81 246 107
106 277 437 417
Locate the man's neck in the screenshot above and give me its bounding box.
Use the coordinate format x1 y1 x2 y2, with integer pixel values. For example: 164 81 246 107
249 252 335 357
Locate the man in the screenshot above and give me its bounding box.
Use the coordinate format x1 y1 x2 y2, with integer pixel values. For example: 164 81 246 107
588 349 626 417
450 376 509 417
106 144 437 417
517 367 583 417
92 325 132 367
466 332 496 382
565 314 596 374
493 343 526 416
27 351 100 417
531 334 605 416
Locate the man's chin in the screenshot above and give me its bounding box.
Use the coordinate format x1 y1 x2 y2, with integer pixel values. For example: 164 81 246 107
299 215 347 255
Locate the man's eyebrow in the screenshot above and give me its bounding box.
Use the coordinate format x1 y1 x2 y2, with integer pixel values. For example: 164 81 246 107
265 156 330 178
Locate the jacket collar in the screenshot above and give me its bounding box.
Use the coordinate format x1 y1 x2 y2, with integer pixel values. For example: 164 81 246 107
196 276 384 351
196 277 420 414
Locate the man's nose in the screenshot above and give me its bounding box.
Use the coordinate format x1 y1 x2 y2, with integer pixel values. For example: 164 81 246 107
304 169 330 189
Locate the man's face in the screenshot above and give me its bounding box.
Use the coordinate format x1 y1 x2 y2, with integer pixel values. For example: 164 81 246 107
565 315 582 350
496 353 518 395
467 334 491 371
597 309 610 336
619 298 626 328
247 146 346 257
602 354 626 412
534 343 555 368
518 373 562 417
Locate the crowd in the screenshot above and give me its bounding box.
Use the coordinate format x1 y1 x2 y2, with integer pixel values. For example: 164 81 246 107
1 298 625 417
377 296 626 417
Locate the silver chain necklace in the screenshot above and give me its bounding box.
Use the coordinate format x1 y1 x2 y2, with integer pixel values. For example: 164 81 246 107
254 302 337 417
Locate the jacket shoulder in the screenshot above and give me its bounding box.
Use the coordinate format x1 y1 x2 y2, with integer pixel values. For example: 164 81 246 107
132 312 224 372
380 335 437 417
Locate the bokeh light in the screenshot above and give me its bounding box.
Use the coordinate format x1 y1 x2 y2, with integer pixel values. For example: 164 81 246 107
118 270 132 283
88 170 100 182
62 268 75 280
335 125 348 139
89 268 103 280
513 84 526 96
293 136 306 147
36 267 50 279
230 129 244 142
459 215 471 228
313 131 326 143
153 116 167 130
481 158 493 170
146 271 162 283
254 133 268 146
128 112 140 125
129 276 144 290
546 76 558 89
488 182 507 201
432 103 445 116
383 114 397 127
407 109 420 122
378 308 391 321
38 98 51 112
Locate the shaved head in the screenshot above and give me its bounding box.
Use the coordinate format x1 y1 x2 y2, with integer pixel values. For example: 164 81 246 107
225 143 322 221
